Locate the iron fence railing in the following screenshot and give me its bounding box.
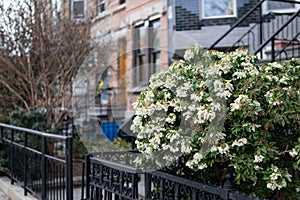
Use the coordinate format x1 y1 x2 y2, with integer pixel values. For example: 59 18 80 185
85 151 142 200
84 150 260 200
0 123 73 200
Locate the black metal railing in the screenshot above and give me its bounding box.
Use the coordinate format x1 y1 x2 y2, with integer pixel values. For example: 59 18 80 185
254 8 300 61
84 150 260 200
85 151 142 200
0 123 73 200
208 0 300 62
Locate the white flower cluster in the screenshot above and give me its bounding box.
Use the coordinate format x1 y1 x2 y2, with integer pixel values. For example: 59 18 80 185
254 154 264 163
262 62 299 107
132 60 200 163
186 152 207 170
266 166 292 191
132 47 262 170
230 95 261 113
265 62 283 72
289 148 298 158
232 138 247 147
242 123 262 132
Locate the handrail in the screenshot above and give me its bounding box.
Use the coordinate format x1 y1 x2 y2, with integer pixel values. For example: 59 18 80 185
207 0 266 50
226 23 257 52
254 8 300 55
0 122 71 140
275 32 300 59
208 0 300 50
0 123 74 200
272 0 300 4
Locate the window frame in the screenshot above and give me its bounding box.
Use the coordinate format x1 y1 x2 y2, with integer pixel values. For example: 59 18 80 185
51 0 62 22
262 0 300 15
97 0 106 15
201 0 237 19
71 0 86 20
133 19 161 87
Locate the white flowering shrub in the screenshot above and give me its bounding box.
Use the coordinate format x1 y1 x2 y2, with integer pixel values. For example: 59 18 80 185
131 44 300 198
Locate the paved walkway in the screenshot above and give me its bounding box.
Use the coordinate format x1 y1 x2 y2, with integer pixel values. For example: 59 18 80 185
0 188 9 200
0 176 36 200
0 175 85 200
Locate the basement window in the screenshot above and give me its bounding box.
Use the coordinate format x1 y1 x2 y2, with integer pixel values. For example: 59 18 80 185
202 0 237 19
263 0 299 14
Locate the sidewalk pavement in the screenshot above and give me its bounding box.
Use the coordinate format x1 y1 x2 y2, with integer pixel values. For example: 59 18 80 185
0 175 84 200
0 187 9 200
0 176 37 200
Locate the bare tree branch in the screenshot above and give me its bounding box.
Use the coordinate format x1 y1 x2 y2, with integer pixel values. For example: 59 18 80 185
0 0 93 126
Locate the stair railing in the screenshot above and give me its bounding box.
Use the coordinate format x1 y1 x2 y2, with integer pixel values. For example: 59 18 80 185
207 0 266 50
208 0 300 61
254 8 300 61
274 32 300 61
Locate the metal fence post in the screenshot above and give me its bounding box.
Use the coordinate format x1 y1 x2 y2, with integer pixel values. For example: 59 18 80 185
271 38 275 62
222 173 234 200
0 127 3 140
66 137 73 200
23 132 28 196
144 173 150 199
10 129 14 185
81 160 86 200
41 136 47 200
85 154 91 200
259 3 263 59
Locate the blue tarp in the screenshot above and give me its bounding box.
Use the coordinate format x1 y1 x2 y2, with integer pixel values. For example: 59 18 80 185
100 121 119 141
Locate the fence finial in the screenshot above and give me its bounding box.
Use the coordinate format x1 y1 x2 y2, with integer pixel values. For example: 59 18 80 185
224 173 233 190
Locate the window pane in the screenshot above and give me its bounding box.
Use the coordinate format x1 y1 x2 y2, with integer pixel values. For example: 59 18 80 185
97 0 105 14
138 27 147 52
267 1 295 10
73 1 84 19
204 0 235 18
151 20 160 49
153 53 160 73
139 56 147 83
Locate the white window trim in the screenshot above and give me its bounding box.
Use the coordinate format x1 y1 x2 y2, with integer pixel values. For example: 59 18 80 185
52 0 62 12
97 0 106 15
94 3 126 21
262 0 300 15
201 0 237 19
71 0 86 20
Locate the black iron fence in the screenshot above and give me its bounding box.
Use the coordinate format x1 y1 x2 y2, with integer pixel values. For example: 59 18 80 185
84 150 142 200
0 123 265 200
84 151 259 200
0 123 73 200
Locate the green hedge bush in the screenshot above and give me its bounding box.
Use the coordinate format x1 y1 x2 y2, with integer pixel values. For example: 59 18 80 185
131 45 300 199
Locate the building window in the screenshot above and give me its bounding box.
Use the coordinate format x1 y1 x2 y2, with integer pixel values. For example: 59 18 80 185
71 0 85 20
202 0 236 19
120 0 126 5
263 0 299 14
51 0 62 23
97 0 105 14
133 19 161 86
